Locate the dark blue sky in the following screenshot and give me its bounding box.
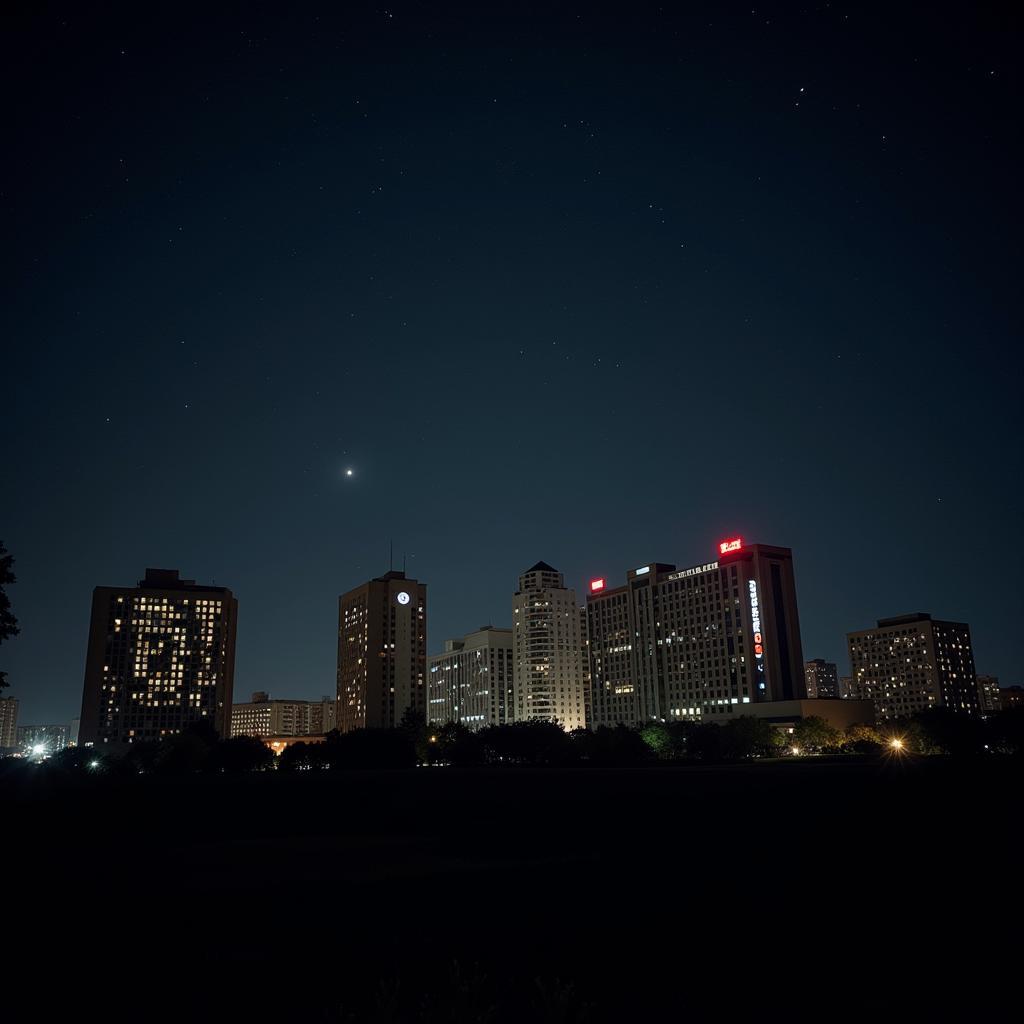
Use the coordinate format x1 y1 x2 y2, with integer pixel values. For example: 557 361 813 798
4 3 1021 725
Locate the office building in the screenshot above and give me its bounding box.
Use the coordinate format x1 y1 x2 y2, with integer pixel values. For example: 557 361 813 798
512 563 587 731
79 568 238 745
0 696 18 751
976 676 1001 715
839 675 854 699
805 659 840 699
231 692 316 738
309 696 338 735
428 626 514 729
586 539 806 727
713 697 874 732
846 613 978 722
17 724 70 755
337 571 427 732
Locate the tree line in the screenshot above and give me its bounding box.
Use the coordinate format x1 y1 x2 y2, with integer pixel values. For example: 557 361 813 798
8 704 1020 780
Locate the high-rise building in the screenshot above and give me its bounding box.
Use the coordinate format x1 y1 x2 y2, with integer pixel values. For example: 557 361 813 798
846 614 978 722
427 626 514 730
805 659 840 699
976 676 1001 715
0 696 18 751
337 571 426 732
79 568 237 745
839 675 854 699
17 724 69 755
231 692 316 738
586 540 806 728
512 563 587 731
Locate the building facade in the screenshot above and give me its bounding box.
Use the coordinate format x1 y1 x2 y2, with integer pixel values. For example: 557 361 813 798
846 613 978 722
427 627 514 730
976 675 1001 715
16 724 70 755
512 563 587 731
309 696 338 735
337 571 427 732
231 692 315 738
79 569 237 745
805 659 840 699
0 696 18 751
586 540 806 728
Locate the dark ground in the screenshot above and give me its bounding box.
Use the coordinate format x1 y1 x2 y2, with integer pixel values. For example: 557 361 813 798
4 757 1019 1020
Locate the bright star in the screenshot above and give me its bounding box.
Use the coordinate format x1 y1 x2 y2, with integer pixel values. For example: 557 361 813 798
345 468 354 477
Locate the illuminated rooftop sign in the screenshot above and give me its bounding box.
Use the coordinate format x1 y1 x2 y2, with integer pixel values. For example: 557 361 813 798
719 538 743 555
635 566 650 575
590 578 606 593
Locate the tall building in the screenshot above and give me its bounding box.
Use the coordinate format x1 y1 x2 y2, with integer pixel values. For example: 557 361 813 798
846 613 978 722
17 724 69 755
839 675 854 699
586 540 806 728
231 692 316 738
512 563 587 731
976 676 1001 715
0 696 18 751
79 568 238 745
805 659 840 699
427 626 514 730
337 571 426 732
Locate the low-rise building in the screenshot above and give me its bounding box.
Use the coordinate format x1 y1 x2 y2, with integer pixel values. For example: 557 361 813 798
231 692 314 738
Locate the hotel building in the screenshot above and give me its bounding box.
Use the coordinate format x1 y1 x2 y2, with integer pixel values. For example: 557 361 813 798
337 571 427 732
79 568 237 745
512 562 587 731
846 613 979 722
586 540 806 727
805 659 840 699
427 627 514 730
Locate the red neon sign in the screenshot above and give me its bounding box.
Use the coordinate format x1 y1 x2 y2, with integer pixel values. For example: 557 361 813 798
590 578 606 593
719 538 743 555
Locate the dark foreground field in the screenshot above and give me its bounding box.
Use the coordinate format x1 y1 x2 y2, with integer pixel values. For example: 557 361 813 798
4 757 1020 1020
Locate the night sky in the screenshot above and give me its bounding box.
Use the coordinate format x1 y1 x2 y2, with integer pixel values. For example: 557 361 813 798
4 4 1021 726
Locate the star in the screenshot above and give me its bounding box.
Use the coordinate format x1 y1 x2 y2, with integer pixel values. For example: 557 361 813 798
345 468 354 477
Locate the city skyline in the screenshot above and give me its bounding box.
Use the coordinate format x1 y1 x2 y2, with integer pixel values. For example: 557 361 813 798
3 532 1015 726
4 6 1022 725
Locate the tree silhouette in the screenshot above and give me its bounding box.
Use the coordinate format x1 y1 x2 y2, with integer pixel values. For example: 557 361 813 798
790 716 840 754
0 541 19 691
